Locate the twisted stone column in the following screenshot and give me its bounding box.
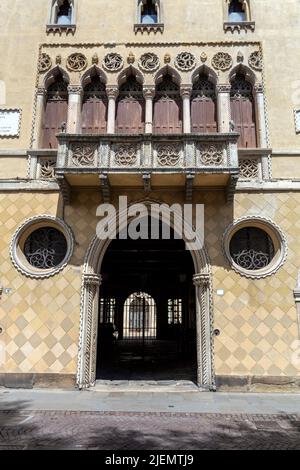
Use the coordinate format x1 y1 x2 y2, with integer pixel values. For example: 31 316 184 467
193 272 214 389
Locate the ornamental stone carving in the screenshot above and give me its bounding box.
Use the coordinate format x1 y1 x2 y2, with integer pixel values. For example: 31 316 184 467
38 53 52 73
40 158 56 179
71 143 98 166
175 52 196 71
103 53 124 72
239 158 259 179
156 144 181 166
198 144 225 166
66 53 88 72
114 145 138 166
249 51 262 71
200 52 207 63
139 52 160 72
211 52 233 71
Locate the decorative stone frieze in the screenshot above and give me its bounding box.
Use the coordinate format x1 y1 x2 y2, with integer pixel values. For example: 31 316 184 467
212 52 233 71
239 158 259 179
197 143 225 166
139 52 160 72
38 53 52 73
71 143 98 166
155 143 182 167
114 144 138 166
103 53 124 72
39 158 56 179
249 51 262 71
66 53 88 72
175 52 196 71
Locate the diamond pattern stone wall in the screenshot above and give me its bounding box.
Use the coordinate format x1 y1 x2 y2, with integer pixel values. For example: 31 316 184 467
0 190 300 378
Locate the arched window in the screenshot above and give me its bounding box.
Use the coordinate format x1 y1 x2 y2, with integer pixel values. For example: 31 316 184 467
191 73 217 133
230 73 257 148
49 0 75 25
41 71 68 149
116 75 145 134
228 0 249 22
82 74 107 134
141 0 158 24
123 292 157 339
153 74 182 134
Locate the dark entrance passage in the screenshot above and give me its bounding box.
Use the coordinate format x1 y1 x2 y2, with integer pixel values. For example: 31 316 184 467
96 230 197 382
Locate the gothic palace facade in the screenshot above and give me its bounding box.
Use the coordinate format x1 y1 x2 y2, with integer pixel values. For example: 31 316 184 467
0 0 300 391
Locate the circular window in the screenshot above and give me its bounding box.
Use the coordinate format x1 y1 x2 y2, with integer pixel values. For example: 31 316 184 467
223 217 287 279
10 216 74 279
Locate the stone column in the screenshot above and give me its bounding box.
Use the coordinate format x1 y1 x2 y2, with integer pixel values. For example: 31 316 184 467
106 86 119 134
193 272 214 390
216 84 231 133
143 86 155 134
67 85 83 134
77 273 102 389
254 83 268 148
180 85 192 134
32 87 46 149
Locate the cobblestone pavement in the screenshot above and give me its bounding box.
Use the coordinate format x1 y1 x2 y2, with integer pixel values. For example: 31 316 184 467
0 410 300 450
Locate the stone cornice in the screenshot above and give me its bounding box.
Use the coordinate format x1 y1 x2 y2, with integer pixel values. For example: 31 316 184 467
39 41 262 49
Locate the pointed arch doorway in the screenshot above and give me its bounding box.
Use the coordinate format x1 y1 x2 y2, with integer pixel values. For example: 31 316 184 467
76 205 215 390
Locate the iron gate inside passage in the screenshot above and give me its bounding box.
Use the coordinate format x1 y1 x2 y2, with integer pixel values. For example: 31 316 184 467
123 292 157 340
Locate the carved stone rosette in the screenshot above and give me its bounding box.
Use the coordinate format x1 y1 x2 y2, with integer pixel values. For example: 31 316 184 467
139 52 160 72
71 143 98 166
175 51 196 71
155 144 181 167
103 53 124 72
212 52 233 71
249 51 262 71
66 53 88 72
197 144 225 166
38 53 52 73
114 144 138 166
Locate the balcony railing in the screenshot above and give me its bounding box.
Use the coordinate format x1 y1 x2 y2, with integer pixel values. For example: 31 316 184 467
55 133 239 174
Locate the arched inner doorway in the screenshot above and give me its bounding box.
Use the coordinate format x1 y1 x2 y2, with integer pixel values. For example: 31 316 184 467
96 231 197 382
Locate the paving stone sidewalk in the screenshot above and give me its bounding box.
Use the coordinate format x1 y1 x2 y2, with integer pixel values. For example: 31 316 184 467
0 410 300 450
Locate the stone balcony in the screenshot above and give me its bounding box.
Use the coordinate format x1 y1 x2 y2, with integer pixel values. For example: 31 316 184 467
52 133 240 202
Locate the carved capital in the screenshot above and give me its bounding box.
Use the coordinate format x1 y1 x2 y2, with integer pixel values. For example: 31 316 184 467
37 86 47 97
83 273 102 287
254 83 264 94
67 85 83 95
193 273 210 287
180 85 193 98
143 86 156 99
106 86 119 100
216 84 231 94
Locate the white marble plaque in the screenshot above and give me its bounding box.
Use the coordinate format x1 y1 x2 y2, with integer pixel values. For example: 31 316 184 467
0 109 21 137
295 109 300 134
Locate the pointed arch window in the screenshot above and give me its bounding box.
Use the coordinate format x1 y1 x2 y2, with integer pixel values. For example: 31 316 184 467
82 74 107 134
153 74 182 134
41 72 68 149
47 0 76 33
135 0 164 33
116 75 145 134
224 0 254 32
230 73 257 148
191 73 217 133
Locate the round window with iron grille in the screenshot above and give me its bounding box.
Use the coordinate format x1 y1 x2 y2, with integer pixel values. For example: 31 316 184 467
223 217 287 279
10 216 74 279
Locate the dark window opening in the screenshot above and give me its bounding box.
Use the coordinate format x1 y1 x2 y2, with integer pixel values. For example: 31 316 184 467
141 0 158 24
230 227 275 271
229 0 246 22
57 0 72 24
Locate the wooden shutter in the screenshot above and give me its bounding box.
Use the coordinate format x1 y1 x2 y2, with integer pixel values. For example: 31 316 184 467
42 99 68 149
153 97 182 134
230 76 257 148
191 97 217 133
116 97 145 134
82 97 107 134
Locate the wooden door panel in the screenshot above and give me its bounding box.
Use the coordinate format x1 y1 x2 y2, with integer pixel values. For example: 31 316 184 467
153 98 182 134
230 97 257 148
116 99 145 134
191 98 217 133
82 98 107 134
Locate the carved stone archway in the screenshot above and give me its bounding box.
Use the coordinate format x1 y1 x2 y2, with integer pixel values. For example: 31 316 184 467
76 201 215 390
